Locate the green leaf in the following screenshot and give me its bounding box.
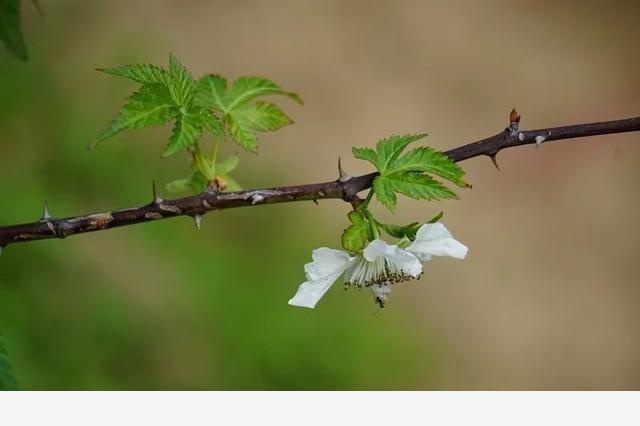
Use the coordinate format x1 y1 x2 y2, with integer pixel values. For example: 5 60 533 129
227 76 302 111
0 330 18 391
375 134 428 172
341 210 372 252
162 111 204 157
167 53 195 107
96 64 167 84
94 83 177 147
352 147 379 167
0 0 28 60
390 146 467 187
240 101 293 131
197 74 301 153
196 74 229 111
373 172 457 211
227 112 258 153
380 221 420 240
191 106 223 136
166 169 208 194
354 133 467 211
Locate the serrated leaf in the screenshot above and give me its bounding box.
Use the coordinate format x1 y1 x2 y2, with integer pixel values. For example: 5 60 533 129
97 64 167 84
165 169 208 194
191 106 223 136
352 147 379 167
196 74 229 111
391 146 467 187
375 134 427 172
341 210 372 252
94 84 177 147
373 172 457 211
0 0 28 60
167 53 195 107
227 112 258 153
0 330 18 391
162 111 204 157
241 101 293 131
380 221 420 240
227 76 302 111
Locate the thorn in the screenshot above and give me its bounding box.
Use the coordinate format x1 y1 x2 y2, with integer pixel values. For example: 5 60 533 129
338 157 352 182
192 214 203 230
312 199 319 205
152 181 163 205
535 133 549 148
250 194 265 205
489 154 500 171
41 200 52 221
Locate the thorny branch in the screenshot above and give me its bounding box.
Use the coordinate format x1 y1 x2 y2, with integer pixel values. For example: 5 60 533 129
1 111 639 253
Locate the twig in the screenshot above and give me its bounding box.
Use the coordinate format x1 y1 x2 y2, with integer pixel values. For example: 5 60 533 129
1 112 639 253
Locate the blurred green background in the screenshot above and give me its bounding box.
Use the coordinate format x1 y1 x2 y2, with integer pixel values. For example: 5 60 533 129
0 0 639 390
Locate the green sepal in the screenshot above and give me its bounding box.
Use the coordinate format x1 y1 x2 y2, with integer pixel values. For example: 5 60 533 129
216 155 239 174
165 170 208 194
379 221 420 241
427 211 443 223
341 210 373 253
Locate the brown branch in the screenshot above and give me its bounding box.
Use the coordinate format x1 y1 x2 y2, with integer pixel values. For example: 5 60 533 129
1 112 639 253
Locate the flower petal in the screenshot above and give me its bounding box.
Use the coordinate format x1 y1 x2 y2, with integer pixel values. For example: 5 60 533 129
304 247 353 281
288 271 344 309
363 239 422 277
407 223 468 261
289 247 353 309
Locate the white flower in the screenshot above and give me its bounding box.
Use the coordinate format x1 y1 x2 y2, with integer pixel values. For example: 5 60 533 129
288 222 468 309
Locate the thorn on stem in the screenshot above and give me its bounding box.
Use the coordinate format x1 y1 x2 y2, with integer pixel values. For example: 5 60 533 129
488 154 500 171
338 157 352 182
192 214 203 230
41 200 52 221
535 133 549 148
152 181 163 205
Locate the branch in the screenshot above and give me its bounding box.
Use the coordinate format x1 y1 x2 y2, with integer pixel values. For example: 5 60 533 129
1 112 639 253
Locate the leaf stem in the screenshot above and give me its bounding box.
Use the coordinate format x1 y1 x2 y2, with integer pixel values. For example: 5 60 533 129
360 190 380 239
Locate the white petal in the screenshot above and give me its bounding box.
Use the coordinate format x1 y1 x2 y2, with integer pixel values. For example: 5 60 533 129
363 239 422 277
304 247 353 281
407 223 468 261
288 271 343 309
289 248 353 309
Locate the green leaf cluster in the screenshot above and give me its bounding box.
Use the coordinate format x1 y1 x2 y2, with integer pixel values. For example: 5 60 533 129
353 134 468 211
196 74 302 153
0 330 17 390
94 54 222 158
94 54 301 194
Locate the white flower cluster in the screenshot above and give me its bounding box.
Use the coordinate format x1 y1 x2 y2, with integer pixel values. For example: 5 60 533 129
289 223 468 309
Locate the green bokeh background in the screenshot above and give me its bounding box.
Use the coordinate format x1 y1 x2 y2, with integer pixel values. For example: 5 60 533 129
1 0 639 390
